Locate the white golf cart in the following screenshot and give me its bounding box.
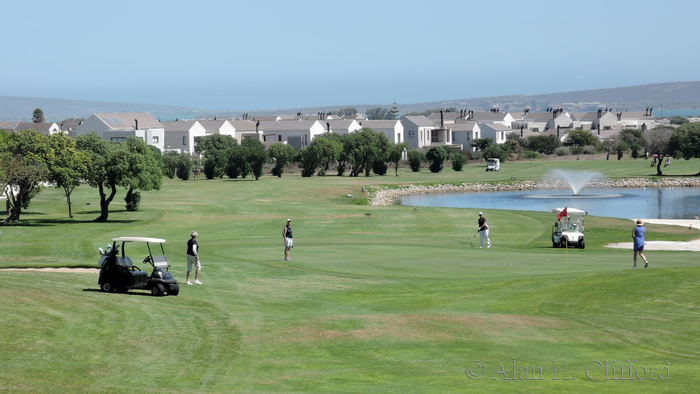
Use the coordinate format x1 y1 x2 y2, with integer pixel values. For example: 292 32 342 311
486 158 500 171
97 237 179 296
551 207 586 249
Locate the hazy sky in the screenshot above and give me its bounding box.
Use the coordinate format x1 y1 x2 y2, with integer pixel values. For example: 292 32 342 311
3 0 699 110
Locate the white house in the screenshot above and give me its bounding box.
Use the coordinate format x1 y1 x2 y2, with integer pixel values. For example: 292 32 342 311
479 123 511 145
460 111 514 128
258 120 325 150
450 122 481 151
74 112 165 151
618 111 655 131
162 120 207 155
360 120 404 143
228 120 261 142
318 119 363 135
198 120 236 137
401 116 440 149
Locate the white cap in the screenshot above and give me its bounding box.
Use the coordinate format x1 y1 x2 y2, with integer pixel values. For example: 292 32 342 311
287 219 291 222
479 212 483 215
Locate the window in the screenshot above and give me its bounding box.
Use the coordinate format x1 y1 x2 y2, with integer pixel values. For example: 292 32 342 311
604 126 612 130
278 135 282 142
409 130 415 138
183 136 187 145
111 137 126 142
531 127 539 132
452 132 455 141
152 136 159 143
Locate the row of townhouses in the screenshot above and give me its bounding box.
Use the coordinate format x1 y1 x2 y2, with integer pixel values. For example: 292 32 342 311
1 108 658 154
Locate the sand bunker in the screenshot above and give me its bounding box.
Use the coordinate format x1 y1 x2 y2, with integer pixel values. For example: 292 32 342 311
606 219 700 251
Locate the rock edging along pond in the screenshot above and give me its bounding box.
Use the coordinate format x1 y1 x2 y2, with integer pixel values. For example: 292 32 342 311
368 178 700 206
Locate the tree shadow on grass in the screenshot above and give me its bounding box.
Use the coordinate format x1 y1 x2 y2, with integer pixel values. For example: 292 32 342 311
5 217 140 227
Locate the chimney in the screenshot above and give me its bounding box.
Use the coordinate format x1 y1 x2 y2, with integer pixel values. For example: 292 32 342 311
440 111 444 128
649 107 653 116
256 121 260 133
326 122 330 132
135 119 139 130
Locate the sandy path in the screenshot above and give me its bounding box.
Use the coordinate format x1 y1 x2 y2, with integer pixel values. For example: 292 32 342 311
605 219 700 251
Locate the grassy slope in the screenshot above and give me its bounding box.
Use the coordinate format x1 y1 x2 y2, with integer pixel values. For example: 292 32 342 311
1 157 699 392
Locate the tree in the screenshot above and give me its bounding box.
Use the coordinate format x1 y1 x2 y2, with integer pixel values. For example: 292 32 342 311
387 142 407 176
0 130 49 224
615 140 629 160
365 107 392 120
669 122 700 174
387 101 399 120
121 137 163 211
526 134 560 155
176 154 194 180
46 133 90 218
162 151 180 178
644 127 675 176
298 137 338 177
470 138 493 151
345 128 390 177
241 138 267 180
425 146 448 173
618 128 644 147
564 130 598 147
196 134 237 179
333 107 358 117
669 116 689 125
268 142 296 177
76 132 127 221
32 108 45 123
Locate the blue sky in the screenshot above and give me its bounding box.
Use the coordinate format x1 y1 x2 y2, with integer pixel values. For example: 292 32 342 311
2 0 699 110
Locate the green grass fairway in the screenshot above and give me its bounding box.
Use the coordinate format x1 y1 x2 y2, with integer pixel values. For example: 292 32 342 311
1 157 699 392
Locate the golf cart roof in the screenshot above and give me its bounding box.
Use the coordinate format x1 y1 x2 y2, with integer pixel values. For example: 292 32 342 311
111 237 166 243
553 207 586 215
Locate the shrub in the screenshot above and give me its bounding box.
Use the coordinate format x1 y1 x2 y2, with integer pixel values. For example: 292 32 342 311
555 147 570 156
520 150 541 159
582 145 597 154
407 150 424 172
372 160 388 176
571 146 584 156
425 146 448 173
451 152 468 171
481 145 507 162
124 190 141 212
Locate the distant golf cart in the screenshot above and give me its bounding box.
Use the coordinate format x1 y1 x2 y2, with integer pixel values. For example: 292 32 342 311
98 237 179 296
552 207 586 249
486 158 500 171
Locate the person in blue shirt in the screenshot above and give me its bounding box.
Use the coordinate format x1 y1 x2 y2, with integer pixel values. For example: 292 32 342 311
633 219 649 268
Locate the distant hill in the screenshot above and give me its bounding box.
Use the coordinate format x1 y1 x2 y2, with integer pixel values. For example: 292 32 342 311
2 81 699 121
0 96 202 122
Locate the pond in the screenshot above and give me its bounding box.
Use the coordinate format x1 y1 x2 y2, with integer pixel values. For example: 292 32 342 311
400 188 700 219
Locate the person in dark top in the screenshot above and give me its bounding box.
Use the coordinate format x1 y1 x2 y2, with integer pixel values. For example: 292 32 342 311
283 219 293 261
186 231 202 285
478 212 491 248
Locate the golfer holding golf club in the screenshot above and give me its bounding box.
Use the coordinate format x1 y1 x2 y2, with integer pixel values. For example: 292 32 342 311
478 212 491 248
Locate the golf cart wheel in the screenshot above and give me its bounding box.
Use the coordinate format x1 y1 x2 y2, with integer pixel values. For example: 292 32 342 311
101 281 115 293
151 283 165 297
167 284 180 296
579 240 585 249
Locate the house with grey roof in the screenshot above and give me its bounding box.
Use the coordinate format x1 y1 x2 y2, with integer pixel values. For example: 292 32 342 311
450 122 481 151
359 120 404 144
74 112 165 150
618 111 655 131
318 119 362 135
228 120 261 142
198 120 236 137
0 122 61 135
459 111 514 128
479 123 511 145
162 120 207 154
401 116 449 149
258 120 325 150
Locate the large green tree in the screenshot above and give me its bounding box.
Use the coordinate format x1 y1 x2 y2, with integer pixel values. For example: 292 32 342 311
121 137 163 211
644 127 675 176
241 138 268 180
425 146 448 173
46 133 90 218
669 122 700 174
75 132 127 222
564 130 598 147
196 134 237 179
526 134 560 155
268 142 296 177
346 128 389 177
0 130 49 224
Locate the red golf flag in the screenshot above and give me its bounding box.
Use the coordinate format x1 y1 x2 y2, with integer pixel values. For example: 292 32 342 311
557 207 568 221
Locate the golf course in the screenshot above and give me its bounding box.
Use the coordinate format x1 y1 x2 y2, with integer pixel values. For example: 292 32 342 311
1 157 699 393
